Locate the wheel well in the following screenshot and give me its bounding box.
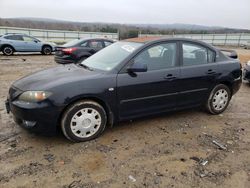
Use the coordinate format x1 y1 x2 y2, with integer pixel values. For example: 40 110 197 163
57 97 114 130
220 81 233 94
42 45 52 50
0 44 15 51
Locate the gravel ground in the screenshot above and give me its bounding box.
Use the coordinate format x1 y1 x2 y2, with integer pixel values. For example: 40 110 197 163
0 50 250 188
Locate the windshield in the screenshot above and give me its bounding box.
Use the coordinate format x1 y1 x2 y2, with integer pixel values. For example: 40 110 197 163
81 41 143 71
63 39 82 47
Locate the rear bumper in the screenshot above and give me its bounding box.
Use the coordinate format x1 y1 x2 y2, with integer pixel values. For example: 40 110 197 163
6 99 63 136
54 56 76 64
232 77 242 95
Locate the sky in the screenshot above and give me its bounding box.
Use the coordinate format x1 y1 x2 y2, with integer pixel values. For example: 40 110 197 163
0 0 250 29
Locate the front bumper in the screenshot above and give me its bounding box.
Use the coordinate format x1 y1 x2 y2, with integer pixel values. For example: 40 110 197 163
6 98 62 136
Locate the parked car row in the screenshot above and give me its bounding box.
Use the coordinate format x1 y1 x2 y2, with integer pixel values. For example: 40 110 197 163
5 38 242 142
0 33 115 65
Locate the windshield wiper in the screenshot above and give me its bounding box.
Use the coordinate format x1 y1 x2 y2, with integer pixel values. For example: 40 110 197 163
78 63 93 71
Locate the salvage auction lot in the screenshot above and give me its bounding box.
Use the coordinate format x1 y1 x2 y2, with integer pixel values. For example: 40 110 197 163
0 50 250 187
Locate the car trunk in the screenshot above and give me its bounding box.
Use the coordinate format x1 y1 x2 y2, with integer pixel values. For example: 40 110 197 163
55 46 67 57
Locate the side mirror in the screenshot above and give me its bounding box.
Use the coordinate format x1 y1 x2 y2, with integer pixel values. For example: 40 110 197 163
34 40 39 43
127 62 147 73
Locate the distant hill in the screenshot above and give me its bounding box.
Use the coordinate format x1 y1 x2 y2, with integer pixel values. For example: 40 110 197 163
0 17 249 39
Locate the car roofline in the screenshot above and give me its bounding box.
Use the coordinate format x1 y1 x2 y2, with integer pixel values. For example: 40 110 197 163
124 37 216 50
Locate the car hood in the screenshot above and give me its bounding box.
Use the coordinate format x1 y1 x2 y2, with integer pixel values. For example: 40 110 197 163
13 64 101 91
41 41 56 47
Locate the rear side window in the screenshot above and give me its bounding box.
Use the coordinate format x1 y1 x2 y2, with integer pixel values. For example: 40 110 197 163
4 35 23 41
133 42 177 71
89 40 103 49
182 43 215 66
80 41 88 47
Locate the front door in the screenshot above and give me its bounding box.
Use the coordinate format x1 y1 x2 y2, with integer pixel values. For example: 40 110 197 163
117 42 180 119
22 36 42 51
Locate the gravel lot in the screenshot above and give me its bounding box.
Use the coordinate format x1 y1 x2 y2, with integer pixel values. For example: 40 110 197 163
0 50 250 188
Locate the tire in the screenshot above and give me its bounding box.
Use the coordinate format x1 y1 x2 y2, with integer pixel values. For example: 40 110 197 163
61 100 107 142
206 84 231 115
77 56 88 64
41 46 52 55
2 45 14 56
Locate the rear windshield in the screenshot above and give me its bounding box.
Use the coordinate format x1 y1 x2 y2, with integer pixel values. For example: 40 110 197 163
63 39 83 47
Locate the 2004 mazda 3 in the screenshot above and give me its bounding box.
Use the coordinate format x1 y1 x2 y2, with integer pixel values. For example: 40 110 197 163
5 38 242 142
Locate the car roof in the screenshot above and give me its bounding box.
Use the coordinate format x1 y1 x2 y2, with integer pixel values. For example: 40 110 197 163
78 38 114 42
124 37 216 51
124 36 163 43
3 33 29 36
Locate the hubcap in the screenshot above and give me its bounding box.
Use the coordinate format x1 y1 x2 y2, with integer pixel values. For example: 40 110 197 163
44 47 51 55
70 108 101 138
212 89 229 111
4 47 12 55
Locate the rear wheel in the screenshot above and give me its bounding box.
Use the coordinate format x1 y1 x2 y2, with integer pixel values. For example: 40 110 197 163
2 46 14 56
41 46 52 55
206 84 231 114
61 100 107 142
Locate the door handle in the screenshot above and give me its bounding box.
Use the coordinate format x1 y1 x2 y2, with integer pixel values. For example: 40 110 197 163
206 69 216 75
164 74 177 81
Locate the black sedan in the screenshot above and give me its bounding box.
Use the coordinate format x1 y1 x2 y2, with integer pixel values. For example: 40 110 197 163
54 38 114 64
6 38 242 142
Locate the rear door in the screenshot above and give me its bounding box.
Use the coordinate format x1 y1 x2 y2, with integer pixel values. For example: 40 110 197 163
117 42 181 119
4 35 25 51
177 42 218 107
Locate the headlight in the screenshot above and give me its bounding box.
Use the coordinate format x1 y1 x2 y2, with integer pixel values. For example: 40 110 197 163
18 91 52 102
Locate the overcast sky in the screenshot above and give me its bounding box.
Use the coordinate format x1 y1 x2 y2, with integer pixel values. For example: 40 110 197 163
0 0 249 29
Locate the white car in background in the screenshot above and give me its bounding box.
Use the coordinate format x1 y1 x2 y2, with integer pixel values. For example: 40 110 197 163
0 33 56 55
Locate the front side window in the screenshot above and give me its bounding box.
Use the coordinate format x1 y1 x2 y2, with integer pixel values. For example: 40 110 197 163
133 43 177 71
23 36 35 42
104 41 112 47
182 43 215 66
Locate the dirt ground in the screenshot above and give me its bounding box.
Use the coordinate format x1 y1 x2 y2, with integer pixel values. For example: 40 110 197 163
0 49 250 188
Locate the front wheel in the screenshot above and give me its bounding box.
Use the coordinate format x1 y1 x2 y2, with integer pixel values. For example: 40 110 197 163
61 100 107 142
41 46 52 55
206 84 231 114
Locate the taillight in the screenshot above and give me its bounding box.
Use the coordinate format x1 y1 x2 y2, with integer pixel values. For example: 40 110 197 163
62 48 77 55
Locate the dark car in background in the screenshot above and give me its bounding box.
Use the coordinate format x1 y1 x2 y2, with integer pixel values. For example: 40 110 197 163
54 38 114 64
6 38 242 142
0 33 55 55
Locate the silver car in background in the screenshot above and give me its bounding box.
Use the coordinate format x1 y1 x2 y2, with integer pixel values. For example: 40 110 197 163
0 33 55 55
